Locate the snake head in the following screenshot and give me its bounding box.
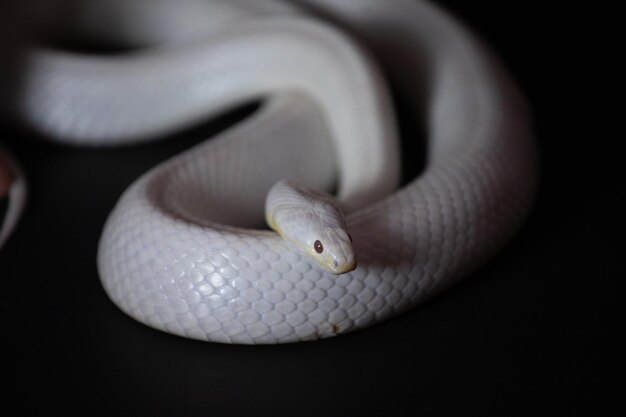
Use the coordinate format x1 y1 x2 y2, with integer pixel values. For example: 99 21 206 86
266 180 356 275
307 223 356 274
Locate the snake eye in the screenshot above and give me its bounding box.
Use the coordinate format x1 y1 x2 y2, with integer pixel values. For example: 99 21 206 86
314 240 324 254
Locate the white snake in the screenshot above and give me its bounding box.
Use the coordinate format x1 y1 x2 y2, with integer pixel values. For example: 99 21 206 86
2 0 536 343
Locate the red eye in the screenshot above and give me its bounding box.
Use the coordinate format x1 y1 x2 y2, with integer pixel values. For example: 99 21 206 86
314 240 324 253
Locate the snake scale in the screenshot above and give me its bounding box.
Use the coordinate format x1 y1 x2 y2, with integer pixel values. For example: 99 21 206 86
3 0 536 344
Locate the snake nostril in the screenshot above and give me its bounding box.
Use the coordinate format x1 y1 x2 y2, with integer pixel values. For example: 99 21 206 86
333 259 338 267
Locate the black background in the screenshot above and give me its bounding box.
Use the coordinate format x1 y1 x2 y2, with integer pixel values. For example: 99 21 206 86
0 1 621 416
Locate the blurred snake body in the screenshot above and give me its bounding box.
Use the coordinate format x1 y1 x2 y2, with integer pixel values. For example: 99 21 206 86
7 0 536 343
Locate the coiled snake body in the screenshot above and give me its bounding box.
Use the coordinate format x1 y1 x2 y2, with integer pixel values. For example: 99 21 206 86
5 0 536 343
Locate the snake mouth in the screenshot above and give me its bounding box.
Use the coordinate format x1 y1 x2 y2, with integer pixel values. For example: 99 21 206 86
324 258 357 275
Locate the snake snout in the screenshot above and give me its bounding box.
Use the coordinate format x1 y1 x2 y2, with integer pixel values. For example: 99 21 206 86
325 251 357 275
